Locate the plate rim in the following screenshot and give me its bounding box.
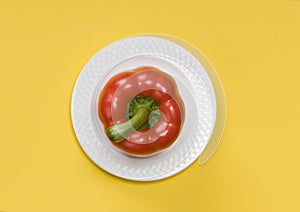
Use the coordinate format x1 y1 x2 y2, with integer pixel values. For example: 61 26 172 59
71 35 217 181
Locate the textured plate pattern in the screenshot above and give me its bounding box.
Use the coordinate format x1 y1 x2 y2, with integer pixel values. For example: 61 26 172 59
71 36 216 181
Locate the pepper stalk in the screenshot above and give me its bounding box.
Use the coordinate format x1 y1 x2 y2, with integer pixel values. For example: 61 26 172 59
107 96 161 142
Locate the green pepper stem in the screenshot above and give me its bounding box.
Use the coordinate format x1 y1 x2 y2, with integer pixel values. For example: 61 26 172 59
107 107 151 142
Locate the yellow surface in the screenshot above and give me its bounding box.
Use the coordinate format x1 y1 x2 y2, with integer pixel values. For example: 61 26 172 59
1 0 300 211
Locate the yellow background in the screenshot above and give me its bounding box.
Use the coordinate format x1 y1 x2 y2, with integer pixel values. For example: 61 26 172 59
1 0 300 211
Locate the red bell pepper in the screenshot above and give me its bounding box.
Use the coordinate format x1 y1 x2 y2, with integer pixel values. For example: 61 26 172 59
98 66 184 155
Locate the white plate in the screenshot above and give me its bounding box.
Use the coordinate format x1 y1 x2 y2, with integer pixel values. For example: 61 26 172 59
71 36 217 181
